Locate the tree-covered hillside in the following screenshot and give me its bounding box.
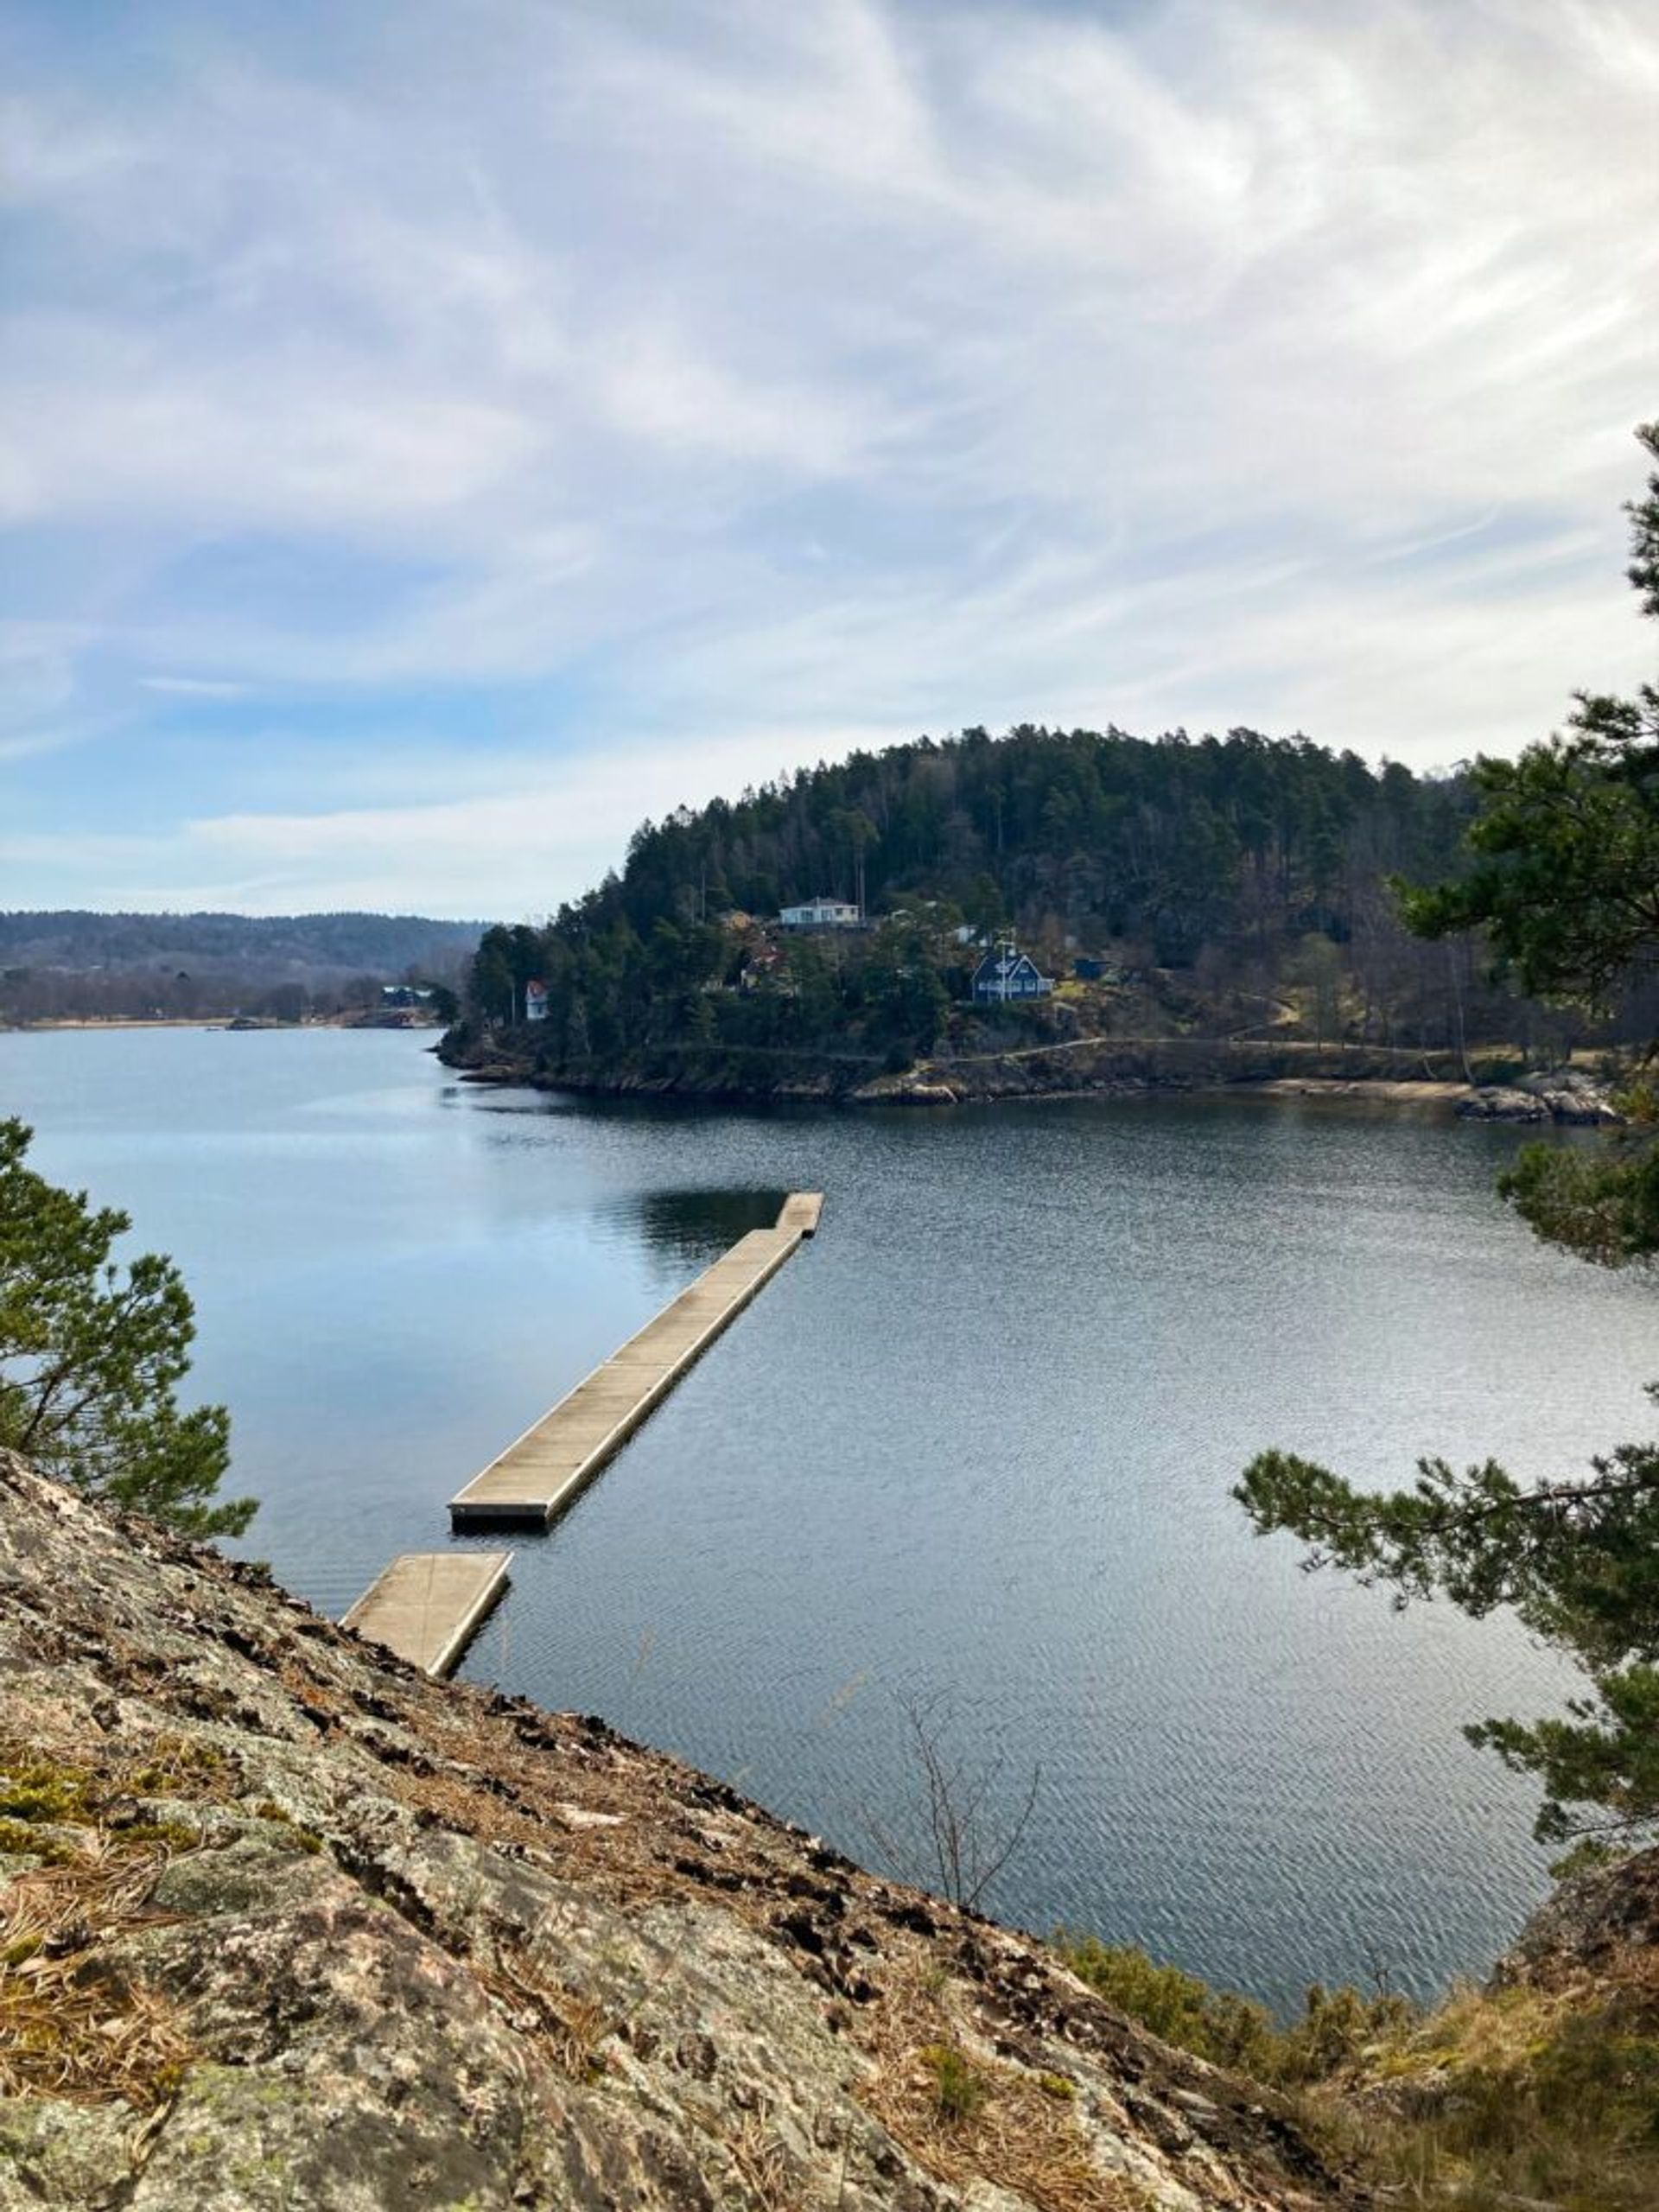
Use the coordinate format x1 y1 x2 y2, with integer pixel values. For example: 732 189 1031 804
0 911 480 1024
454 724 1643 1078
0 910 480 972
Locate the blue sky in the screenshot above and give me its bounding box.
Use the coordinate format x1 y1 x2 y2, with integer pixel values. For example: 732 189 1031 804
3 0 1656 918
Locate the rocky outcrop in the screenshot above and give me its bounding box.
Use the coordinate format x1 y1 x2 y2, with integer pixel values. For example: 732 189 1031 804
1455 1069 1624 1125
0 1455 1355 2211
1489 1844 1659 1997
1454 1085 1552 1122
846 1076 962 1105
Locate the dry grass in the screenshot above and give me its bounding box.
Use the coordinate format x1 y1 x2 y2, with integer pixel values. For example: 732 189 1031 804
124 1731 238 1802
1069 1921 1659 2212
856 1966 1145 2212
0 1837 191 2107
728 2108 799 2212
0 1729 223 1866
475 1953 611 2083
1376 1977 1560 2079
1325 1955 1659 2212
0 1730 221 2110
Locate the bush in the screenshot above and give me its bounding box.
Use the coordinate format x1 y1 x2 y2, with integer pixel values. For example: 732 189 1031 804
1054 1935 1414 2087
921 2042 988 2124
1055 1936 1281 2077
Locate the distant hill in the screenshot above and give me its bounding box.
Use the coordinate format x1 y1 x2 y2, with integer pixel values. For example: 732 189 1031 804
0 911 485 1023
0 910 483 972
442 720 1644 1099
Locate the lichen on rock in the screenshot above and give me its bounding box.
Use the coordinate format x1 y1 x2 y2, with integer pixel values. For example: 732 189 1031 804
0 1453 1354 2209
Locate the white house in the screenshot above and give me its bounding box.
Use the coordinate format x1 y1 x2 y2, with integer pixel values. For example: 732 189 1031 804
778 897 862 929
971 944 1052 1002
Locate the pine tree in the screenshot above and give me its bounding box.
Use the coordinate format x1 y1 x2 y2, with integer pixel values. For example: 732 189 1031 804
0 1119 251 1538
1237 426 1659 1848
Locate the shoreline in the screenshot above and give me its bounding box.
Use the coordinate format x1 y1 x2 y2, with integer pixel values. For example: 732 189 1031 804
1247 1075 1472 1103
442 1031 1626 1123
445 1047 1489 1115
1 1014 444 1033
9 1024 1608 1123
1 1016 231 1031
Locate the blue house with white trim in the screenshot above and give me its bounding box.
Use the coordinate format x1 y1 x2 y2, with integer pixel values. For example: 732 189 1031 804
971 945 1052 1002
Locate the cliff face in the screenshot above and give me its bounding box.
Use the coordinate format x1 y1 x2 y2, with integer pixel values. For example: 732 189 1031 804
0 1455 1353 2212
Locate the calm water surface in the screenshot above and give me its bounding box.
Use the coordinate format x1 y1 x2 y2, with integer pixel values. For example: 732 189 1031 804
3 1027 1653 2011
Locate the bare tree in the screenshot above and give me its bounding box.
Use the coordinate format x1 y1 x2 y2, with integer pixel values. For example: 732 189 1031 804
868 1687 1041 1914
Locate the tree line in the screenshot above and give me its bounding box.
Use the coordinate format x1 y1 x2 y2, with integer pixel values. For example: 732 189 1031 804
1 910 476 1026
457 723 1640 1068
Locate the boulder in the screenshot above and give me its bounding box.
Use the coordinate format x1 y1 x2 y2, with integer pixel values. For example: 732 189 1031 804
1455 1087 1551 1121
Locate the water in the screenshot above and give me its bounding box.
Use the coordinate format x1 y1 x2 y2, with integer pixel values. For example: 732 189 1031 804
3 1027 1652 2011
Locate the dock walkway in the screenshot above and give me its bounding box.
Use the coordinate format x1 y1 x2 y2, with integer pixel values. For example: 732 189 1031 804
448 1193 822 1529
342 1551 512 1676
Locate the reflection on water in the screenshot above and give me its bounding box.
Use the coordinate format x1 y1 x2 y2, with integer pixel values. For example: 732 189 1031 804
2 1025 1652 2011
611 1186 789 1268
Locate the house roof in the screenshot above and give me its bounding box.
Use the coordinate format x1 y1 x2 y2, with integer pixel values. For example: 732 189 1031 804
972 947 1046 983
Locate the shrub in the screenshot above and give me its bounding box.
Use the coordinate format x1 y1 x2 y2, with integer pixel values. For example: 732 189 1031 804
1054 1935 1414 2087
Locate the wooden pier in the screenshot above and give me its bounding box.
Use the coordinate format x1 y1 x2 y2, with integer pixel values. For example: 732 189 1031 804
448 1192 823 1530
342 1551 512 1677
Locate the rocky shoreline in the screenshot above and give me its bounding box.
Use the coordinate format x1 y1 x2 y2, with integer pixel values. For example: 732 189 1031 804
442 1031 1626 1123
0 1454 1351 2210
1452 1069 1625 1123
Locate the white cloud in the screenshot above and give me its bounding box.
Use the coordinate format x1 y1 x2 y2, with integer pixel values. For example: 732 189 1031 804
137 675 249 697
2 0 1656 909
0 722 892 915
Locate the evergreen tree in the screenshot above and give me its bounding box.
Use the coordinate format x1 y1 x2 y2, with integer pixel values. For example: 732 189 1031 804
0 1119 251 1538
1237 426 1659 1847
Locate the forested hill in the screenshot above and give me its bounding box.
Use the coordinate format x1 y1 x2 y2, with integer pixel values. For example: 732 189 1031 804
452 723 1638 1090
1 911 481 1023
598 721 1468 957
0 910 480 970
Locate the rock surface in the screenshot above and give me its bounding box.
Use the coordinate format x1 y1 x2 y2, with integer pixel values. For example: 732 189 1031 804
1455 1069 1624 1124
0 1455 1357 2211
1489 1843 1659 1995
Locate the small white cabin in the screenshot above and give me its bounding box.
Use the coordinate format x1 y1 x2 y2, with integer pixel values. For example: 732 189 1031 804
779 897 861 929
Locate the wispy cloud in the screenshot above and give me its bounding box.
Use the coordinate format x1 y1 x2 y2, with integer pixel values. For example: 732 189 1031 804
137 675 250 697
0 722 894 915
3 0 1656 912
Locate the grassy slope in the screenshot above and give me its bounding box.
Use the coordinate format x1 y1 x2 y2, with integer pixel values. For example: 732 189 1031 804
1059 1906 1659 2212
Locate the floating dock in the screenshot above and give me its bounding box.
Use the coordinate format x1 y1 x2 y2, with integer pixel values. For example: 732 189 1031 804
342 1551 512 1677
448 1192 823 1530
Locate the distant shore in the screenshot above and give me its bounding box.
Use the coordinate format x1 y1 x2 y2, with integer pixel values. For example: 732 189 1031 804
2 1014 442 1034
2 1016 228 1032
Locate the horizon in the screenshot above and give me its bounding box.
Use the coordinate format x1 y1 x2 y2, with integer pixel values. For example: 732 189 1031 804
0 717 1487 928
4 1 1656 918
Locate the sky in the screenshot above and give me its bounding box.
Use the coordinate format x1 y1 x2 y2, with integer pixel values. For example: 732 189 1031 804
3 0 1656 920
